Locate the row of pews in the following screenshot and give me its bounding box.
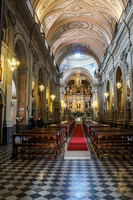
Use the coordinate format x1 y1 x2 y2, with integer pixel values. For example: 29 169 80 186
12 121 75 158
83 121 133 159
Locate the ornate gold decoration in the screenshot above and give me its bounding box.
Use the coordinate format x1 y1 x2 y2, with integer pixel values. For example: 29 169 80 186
39 84 45 92
0 60 2 82
104 92 109 98
116 81 122 89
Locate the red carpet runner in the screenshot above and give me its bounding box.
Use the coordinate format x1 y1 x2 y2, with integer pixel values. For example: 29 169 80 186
67 125 88 151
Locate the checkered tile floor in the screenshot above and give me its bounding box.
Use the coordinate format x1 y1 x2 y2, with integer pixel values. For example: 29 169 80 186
0 132 133 200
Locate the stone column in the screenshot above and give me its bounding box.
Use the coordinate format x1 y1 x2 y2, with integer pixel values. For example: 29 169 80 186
109 70 114 126
98 80 104 123
54 80 61 123
113 67 117 126
129 67 133 129
3 11 15 144
122 61 128 126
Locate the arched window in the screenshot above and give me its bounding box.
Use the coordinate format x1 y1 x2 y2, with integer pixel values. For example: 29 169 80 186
116 67 123 113
107 81 110 111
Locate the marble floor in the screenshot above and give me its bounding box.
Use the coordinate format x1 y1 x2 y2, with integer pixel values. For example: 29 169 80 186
0 133 133 200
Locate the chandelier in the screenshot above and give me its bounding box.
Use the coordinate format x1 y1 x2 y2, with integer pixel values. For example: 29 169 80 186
116 81 122 89
39 84 45 92
51 94 56 101
8 58 19 71
104 92 109 98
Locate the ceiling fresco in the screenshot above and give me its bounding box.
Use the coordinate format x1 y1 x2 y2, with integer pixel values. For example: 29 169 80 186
31 0 127 67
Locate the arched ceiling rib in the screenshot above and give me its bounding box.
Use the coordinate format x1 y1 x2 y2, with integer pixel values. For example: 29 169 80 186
31 0 127 67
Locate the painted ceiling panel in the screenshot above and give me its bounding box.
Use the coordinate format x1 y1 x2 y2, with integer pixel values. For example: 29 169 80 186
31 0 127 67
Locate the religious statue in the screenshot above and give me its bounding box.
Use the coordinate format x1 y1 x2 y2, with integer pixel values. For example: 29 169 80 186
66 85 70 93
75 71 81 91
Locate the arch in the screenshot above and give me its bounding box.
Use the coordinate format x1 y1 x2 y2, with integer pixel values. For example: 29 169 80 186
38 65 44 84
32 101 36 117
38 66 44 117
116 66 123 113
64 67 93 83
2 10 9 44
14 33 29 68
106 80 110 111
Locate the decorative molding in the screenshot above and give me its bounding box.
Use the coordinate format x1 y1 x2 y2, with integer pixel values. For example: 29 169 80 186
8 10 16 26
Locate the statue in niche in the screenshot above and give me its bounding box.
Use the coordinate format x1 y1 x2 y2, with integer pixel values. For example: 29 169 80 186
87 85 90 93
77 103 80 109
66 85 69 93
75 71 81 90
0 60 2 82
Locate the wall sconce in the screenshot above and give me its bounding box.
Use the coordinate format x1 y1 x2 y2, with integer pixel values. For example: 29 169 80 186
116 81 122 89
8 58 19 71
51 94 56 101
61 100 66 109
92 100 97 111
39 84 45 92
104 92 109 98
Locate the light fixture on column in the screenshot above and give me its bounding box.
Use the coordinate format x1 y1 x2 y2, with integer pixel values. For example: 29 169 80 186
61 100 66 108
51 94 56 101
104 92 109 98
39 84 45 92
116 81 122 89
8 58 19 71
92 100 97 111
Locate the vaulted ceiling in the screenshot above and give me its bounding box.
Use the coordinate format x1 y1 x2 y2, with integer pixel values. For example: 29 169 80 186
31 0 127 67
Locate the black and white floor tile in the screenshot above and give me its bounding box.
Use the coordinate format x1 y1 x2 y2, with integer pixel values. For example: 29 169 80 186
0 132 133 200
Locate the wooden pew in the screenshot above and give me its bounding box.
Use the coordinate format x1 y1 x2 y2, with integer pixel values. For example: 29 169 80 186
12 127 65 158
48 121 75 138
90 127 121 145
93 131 133 159
22 127 66 151
83 121 108 136
12 133 57 158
